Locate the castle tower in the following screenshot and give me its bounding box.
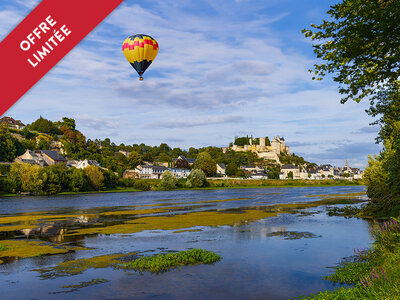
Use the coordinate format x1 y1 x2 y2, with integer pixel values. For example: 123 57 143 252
259 137 266 147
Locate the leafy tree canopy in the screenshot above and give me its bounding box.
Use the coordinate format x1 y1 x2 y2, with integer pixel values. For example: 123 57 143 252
303 0 400 104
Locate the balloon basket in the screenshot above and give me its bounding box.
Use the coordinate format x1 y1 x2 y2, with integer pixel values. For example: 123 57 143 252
139 77 143 81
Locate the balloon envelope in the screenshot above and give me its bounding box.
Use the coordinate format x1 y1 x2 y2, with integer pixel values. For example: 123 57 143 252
122 34 159 80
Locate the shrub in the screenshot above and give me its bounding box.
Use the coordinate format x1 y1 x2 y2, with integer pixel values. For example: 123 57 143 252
84 166 104 191
186 169 207 188
160 171 177 190
133 180 151 191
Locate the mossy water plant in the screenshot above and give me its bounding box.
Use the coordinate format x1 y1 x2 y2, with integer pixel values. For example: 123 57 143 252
0 240 88 263
33 252 137 278
267 231 322 240
122 248 222 274
326 206 362 218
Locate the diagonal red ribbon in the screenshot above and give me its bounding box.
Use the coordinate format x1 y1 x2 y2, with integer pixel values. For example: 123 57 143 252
0 0 124 116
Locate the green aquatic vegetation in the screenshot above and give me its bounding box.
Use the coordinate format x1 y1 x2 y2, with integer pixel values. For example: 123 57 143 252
61 278 109 289
298 218 400 299
49 278 110 294
327 206 362 218
305 191 366 198
267 231 321 240
0 240 87 263
0 244 7 251
33 252 136 278
68 209 280 236
122 248 222 274
173 229 203 233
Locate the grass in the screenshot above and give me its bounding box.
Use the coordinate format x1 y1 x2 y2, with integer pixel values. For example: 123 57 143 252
122 248 222 274
297 217 400 299
0 244 7 251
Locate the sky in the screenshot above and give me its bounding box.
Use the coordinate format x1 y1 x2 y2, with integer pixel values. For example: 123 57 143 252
0 0 382 168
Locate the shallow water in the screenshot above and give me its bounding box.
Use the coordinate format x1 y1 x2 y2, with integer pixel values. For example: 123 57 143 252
0 186 372 299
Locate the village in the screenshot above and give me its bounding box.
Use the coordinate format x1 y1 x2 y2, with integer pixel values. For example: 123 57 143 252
1 116 363 181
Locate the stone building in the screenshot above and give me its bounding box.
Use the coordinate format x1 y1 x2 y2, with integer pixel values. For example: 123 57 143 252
222 136 290 163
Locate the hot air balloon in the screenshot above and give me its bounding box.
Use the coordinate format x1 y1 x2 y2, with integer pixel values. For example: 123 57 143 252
122 34 159 80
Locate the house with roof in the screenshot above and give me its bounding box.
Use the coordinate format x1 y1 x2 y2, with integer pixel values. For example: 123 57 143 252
167 168 191 179
41 150 67 165
216 163 226 175
175 156 195 168
0 116 25 130
280 164 308 179
73 159 101 169
14 150 67 166
135 165 168 179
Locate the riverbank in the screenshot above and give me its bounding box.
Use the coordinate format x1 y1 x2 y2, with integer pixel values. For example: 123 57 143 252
299 218 400 299
0 179 363 197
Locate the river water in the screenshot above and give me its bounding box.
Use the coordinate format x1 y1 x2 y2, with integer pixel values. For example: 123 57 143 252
0 186 372 299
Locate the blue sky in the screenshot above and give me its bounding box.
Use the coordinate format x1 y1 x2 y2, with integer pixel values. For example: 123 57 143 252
0 0 381 168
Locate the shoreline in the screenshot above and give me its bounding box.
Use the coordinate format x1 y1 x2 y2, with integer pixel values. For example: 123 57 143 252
0 180 365 197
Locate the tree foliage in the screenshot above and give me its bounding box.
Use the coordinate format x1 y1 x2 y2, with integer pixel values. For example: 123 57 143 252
28 116 62 135
160 171 177 190
193 152 216 176
186 169 207 188
303 0 400 104
84 166 104 190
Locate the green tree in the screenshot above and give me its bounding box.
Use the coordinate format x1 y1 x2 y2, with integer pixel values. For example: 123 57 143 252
193 152 217 176
28 116 61 135
40 164 66 194
0 126 20 162
9 163 43 194
60 117 76 130
186 169 207 188
65 167 89 192
160 171 177 190
287 171 293 179
303 0 400 104
84 166 104 190
127 151 143 169
37 138 50 150
304 0 400 215
235 169 246 178
225 163 238 177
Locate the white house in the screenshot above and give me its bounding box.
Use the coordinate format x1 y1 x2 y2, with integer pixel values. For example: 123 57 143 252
74 159 101 169
168 168 191 178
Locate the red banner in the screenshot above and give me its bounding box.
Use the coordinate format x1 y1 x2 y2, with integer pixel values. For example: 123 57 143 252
0 0 124 116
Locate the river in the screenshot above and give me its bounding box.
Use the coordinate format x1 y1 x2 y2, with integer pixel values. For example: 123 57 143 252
0 186 372 299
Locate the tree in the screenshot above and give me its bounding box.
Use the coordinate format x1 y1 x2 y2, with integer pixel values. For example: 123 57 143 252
37 138 50 150
60 117 76 130
127 151 143 169
303 0 400 104
84 166 104 190
287 171 293 179
40 164 66 194
186 169 207 188
305 0 400 215
193 152 217 176
225 163 238 177
0 126 20 162
235 169 246 178
9 163 43 194
28 116 62 135
160 171 177 190
65 167 89 192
